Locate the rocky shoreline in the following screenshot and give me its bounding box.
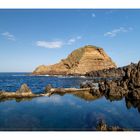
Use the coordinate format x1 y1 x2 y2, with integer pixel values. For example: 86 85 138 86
96 120 128 131
0 60 140 131
1 61 140 101
81 61 140 100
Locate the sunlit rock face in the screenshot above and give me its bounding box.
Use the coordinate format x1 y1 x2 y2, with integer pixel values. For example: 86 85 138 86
32 45 116 75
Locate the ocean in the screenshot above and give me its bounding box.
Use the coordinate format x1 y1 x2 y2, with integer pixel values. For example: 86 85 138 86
0 72 140 130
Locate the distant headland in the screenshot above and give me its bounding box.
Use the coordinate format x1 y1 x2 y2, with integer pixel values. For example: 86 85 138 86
32 45 116 75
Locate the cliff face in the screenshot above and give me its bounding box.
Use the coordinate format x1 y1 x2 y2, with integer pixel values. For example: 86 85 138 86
32 45 117 75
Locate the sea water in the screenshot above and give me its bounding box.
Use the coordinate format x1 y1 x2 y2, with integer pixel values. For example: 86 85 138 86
0 73 140 130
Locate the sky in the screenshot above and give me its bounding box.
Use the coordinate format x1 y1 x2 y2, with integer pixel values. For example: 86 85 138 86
0 9 140 72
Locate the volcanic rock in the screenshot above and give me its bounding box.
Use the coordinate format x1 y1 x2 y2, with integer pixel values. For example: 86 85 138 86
32 45 116 75
96 120 127 131
16 84 32 94
86 67 125 78
81 60 140 100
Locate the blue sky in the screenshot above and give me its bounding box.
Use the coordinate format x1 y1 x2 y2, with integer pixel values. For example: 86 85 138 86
0 9 140 72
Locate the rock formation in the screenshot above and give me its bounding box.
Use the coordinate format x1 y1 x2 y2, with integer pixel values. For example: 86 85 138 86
86 67 125 77
0 83 46 100
96 120 127 131
81 60 140 100
32 45 116 75
16 83 32 94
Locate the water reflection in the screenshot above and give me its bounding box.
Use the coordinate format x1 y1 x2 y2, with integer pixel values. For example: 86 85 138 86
125 97 140 113
53 91 140 114
1 90 140 114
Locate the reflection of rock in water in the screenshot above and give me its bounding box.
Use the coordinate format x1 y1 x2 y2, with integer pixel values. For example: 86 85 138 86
53 90 102 101
0 97 34 103
73 90 102 101
84 112 105 130
81 61 140 108
125 97 140 113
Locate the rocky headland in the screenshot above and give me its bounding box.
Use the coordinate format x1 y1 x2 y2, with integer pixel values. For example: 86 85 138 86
32 45 116 75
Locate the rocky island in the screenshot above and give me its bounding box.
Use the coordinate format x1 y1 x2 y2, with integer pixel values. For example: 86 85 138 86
32 45 116 75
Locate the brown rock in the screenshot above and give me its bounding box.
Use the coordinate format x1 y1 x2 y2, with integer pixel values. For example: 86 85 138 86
96 120 126 131
44 84 53 93
32 45 116 75
16 84 32 94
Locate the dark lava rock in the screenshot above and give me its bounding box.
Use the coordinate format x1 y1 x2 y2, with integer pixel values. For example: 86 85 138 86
125 97 140 113
98 80 126 100
86 67 125 78
81 60 140 101
80 80 102 97
80 80 96 88
96 120 127 131
16 84 32 94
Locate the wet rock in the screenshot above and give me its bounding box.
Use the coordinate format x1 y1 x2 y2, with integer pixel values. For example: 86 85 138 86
80 80 96 88
96 120 127 131
105 80 127 99
16 84 32 94
44 84 53 93
96 120 108 131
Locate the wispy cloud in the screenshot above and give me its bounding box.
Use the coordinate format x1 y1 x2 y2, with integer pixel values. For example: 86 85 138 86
91 13 96 18
104 27 133 37
1 32 16 41
67 36 82 45
36 36 82 49
36 40 63 48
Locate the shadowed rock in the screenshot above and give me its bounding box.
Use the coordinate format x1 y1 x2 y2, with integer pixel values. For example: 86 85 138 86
81 60 140 100
86 67 125 78
80 80 96 88
96 120 127 131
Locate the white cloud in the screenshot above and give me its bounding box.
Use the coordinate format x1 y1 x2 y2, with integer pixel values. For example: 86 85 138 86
104 27 133 37
1 32 16 41
36 36 82 49
36 40 63 48
67 36 82 45
92 13 96 18
67 38 76 45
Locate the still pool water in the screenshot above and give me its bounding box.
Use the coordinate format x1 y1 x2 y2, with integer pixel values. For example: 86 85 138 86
0 73 140 131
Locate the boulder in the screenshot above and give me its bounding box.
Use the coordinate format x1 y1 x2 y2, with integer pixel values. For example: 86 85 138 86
44 84 53 93
80 80 96 88
16 84 32 94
